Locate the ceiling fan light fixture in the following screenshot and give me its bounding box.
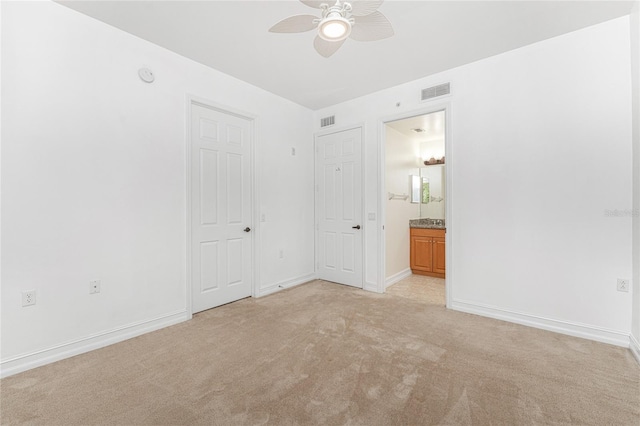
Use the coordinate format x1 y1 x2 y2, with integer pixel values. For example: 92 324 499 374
269 0 393 57
318 16 351 41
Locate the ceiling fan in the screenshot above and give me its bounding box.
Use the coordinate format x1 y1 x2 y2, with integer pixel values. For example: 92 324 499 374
269 0 394 58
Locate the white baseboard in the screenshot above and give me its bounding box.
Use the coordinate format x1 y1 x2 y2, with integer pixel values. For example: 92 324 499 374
450 299 630 347
258 273 316 297
364 280 380 293
630 334 640 364
0 310 189 379
385 268 412 289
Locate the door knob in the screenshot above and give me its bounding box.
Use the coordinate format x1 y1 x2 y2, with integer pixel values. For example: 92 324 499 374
244 227 251 232
352 225 361 230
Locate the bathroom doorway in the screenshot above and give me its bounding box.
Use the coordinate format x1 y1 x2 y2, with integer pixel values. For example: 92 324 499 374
382 109 448 306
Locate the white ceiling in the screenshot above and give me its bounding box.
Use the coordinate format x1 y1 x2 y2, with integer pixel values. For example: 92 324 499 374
386 110 445 141
58 1 634 110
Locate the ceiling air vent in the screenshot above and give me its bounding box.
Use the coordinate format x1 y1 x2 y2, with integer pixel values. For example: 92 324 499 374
320 115 335 128
421 83 451 101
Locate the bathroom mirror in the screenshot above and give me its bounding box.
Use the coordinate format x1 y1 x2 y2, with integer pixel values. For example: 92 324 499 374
410 175 421 203
419 165 445 219
422 178 430 204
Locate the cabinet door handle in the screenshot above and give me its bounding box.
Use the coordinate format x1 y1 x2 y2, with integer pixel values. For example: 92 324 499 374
352 225 361 230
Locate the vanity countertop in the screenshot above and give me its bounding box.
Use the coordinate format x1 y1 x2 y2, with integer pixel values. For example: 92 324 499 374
410 224 446 230
409 218 446 229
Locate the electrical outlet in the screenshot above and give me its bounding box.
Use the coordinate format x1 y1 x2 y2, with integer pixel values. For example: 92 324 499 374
89 279 101 294
279 249 284 259
22 290 36 307
617 278 630 292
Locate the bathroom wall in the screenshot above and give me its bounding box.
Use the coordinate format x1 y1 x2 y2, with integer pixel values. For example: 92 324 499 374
419 139 446 163
385 127 419 282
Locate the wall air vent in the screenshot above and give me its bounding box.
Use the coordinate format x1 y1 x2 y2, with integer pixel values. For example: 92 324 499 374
421 83 451 101
320 115 335 128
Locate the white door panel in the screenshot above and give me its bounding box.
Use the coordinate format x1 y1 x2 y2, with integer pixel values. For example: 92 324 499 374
316 128 363 288
191 103 252 313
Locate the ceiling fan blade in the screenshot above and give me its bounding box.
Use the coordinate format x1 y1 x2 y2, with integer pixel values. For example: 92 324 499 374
350 11 394 41
313 36 346 58
300 0 336 9
350 0 384 17
269 15 319 33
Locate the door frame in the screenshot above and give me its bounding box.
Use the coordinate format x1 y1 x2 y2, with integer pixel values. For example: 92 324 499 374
314 123 366 289
185 95 259 318
377 103 453 307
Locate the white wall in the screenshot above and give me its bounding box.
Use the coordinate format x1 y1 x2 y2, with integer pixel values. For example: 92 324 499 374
385 127 419 281
1 1 314 376
314 17 633 345
630 1 640 361
419 139 446 163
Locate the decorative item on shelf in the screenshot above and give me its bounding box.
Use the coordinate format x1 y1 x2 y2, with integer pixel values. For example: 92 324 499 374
423 156 445 166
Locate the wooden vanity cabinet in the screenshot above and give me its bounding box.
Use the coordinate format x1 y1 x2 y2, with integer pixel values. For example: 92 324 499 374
410 228 445 278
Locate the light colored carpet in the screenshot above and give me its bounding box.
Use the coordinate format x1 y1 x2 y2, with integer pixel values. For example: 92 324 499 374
1 280 639 425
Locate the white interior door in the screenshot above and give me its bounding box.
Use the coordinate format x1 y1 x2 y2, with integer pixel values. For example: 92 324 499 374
191 103 252 313
316 127 363 288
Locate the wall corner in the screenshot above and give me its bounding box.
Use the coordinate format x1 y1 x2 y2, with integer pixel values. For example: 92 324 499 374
630 1 640 350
